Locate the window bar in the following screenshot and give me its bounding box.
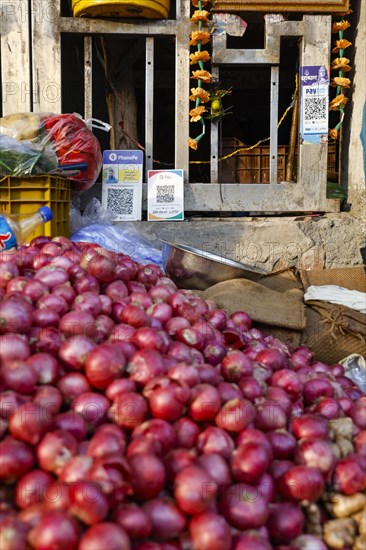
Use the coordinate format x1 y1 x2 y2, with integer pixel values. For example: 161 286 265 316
270 65 279 183
210 65 220 183
145 37 154 178
84 36 93 125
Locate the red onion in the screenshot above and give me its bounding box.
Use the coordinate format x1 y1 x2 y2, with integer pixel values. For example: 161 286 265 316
295 438 335 474
79 523 130 550
74 274 100 294
26 353 59 385
28 511 79 550
85 343 126 389
33 385 63 416
0 516 29 550
164 448 197 482
355 430 366 455
0 334 30 362
114 503 152 539
217 382 242 403
57 373 91 403
333 457 366 495
174 465 217 515
238 376 262 401
87 254 116 283
144 497 186 540
292 535 328 550
132 419 176 453
271 369 303 400
221 483 269 529
277 466 325 502
349 399 366 429
128 349 166 386
59 311 96 339
9 403 53 445
55 411 88 441
267 429 297 459
109 392 148 430
197 453 231 488
69 481 109 525
255 400 288 431
256 348 287 371
16 470 54 509
303 378 334 405
0 296 33 334
267 503 305 544
221 351 253 382
37 294 68 316
231 441 271 483
52 282 76 304
0 262 19 288
230 310 252 330
168 363 200 387
189 511 232 550
36 430 78 475
0 438 34 483
1 359 37 394
128 453 166 500
174 417 200 448
189 384 221 422
59 456 93 484
197 426 235 460
232 532 272 550
292 414 328 440
71 392 110 427
314 397 341 420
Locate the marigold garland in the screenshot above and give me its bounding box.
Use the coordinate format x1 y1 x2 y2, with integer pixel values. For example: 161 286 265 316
329 10 353 141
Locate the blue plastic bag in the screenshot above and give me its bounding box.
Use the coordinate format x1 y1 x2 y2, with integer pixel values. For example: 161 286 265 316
71 223 163 267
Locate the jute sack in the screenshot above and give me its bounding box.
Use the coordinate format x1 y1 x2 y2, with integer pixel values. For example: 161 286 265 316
198 277 306 348
300 267 366 293
301 301 366 364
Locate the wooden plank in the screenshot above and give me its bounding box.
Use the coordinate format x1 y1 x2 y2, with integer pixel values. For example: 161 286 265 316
31 0 61 113
84 36 93 123
0 0 32 114
60 17 181 36
213 1 350 13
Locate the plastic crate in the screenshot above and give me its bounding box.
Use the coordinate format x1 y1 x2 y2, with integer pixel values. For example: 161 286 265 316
0 176 71 242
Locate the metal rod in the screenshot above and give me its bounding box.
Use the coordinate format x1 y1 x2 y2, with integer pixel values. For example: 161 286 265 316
84 36 93 124
286 92 299 182
270 66 279 183
210 66 220 183
145 37 154 178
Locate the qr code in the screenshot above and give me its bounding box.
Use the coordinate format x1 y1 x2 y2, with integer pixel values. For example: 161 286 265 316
304 98 327 120
156 185 175 203
107 188 134 216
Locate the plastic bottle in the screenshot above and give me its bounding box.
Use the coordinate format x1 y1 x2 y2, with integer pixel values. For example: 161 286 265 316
0 206 53 251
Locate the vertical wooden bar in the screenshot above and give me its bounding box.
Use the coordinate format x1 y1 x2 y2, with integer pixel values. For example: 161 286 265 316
298 15 331 202
210 66 220 183
84 36 93 124
0 0 32 114
31 0 61 113
270 65 279 183
145 37 154 177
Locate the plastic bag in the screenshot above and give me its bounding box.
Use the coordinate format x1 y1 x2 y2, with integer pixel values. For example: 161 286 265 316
0 112 110 191
340 354 366 394
71 222 163 267
0 134 58 177
70 198 116 234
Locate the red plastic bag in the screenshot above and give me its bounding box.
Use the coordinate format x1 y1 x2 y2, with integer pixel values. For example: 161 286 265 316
44 114 103 191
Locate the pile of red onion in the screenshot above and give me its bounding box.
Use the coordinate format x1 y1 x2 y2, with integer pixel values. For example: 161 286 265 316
0 236 365 550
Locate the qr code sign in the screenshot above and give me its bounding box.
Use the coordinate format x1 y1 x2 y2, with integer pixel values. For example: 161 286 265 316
156 185 175 203
107 188 134 216
304 98 327 121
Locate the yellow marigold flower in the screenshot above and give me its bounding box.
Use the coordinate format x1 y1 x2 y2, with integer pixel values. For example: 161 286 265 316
331 77 351 88
189 87 210 103
192 0 210 7
188 137 198 150
331 57 352 72
329 128 339 140
189 105 207 122
332 39 352 53
190 50 211 65
191 70 212 83
329 94 348 110
332 20 351 33
191 10 210 23
189 31 210 46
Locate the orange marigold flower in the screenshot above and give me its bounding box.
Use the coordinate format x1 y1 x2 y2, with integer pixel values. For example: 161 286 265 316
189 87 210 103
332 39 352 53
191 10 210 23
188 137 198 150
192 0 210 6
190 50 211 65
189 31 211 46
331 77 351 88
331 57 352 72
329 94 348 110
329 128 339 140
332 20 351 33
191 70 212 83
189 105 207 122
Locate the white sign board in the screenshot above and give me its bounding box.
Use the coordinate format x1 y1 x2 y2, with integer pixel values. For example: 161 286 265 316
102 150 143 221
147 170 184 221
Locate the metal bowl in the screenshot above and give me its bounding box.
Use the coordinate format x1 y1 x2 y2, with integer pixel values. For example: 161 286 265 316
161 240 266 291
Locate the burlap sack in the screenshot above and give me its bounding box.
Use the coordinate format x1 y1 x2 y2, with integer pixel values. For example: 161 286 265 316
198 277 306 348
300 267 366 293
